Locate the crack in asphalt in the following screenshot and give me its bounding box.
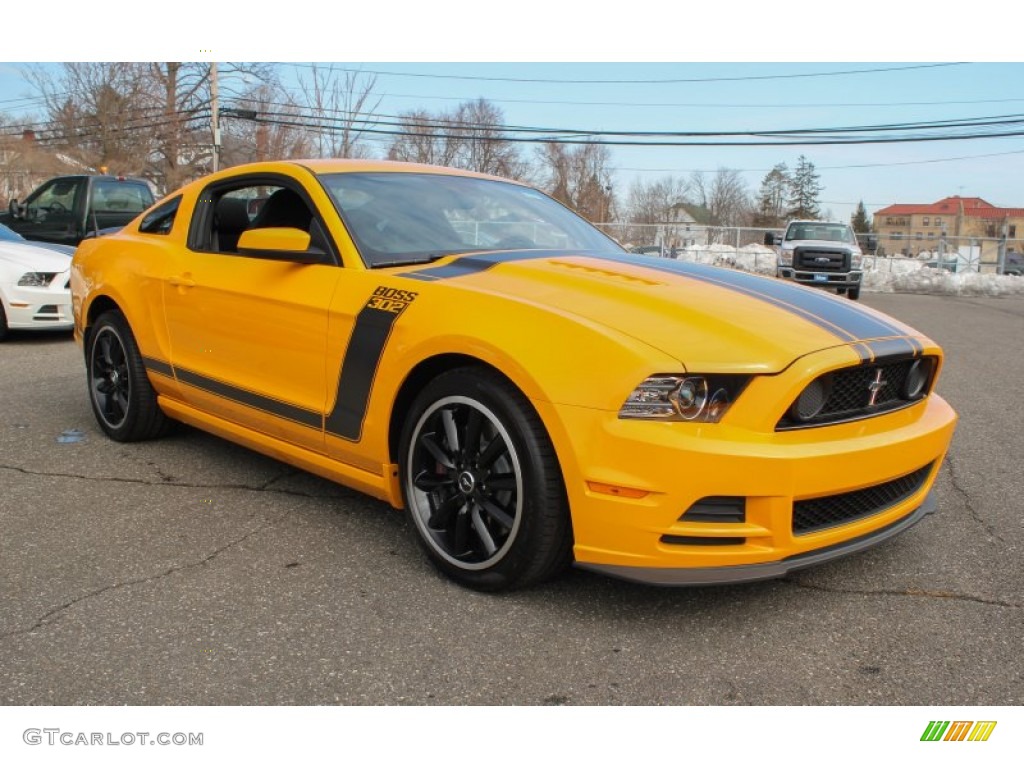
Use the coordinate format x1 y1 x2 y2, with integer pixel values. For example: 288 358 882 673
0 463 342 501
943 454 1004 543
783 578 1021 609
0 510 293 640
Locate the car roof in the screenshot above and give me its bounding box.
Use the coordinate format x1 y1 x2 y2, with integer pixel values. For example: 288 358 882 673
208 158 526 186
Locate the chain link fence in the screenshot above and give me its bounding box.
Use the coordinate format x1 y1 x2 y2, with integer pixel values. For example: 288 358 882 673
595 223 1024 276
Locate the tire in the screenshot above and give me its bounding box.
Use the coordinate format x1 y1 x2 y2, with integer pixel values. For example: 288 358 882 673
87 310 170 441
399 367 572 591
0 301 8 341
847 287 861 300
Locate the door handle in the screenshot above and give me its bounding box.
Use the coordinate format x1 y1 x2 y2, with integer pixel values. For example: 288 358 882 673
168 274 196 288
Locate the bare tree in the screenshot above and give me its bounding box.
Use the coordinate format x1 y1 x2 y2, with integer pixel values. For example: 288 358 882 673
624 175 692 245
221 82 313 166
298 65 379 159
707 167 751 227
536 142 614 223
387 98 526 178
27 61 276 192
387 109 462 167
26 62 155 177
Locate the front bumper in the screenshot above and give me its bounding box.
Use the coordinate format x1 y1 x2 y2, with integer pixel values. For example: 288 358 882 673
579 490 937 585
541 359 957 583
2 273 74 330
778 267 862 289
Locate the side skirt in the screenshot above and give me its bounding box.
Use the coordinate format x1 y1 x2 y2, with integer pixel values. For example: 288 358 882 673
157 396 403 508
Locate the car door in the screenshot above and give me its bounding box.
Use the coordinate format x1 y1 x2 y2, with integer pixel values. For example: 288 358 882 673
162 175 342 454
15 178 83 245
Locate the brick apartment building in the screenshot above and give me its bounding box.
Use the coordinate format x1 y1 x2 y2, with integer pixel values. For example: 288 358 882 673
873 195 1024 257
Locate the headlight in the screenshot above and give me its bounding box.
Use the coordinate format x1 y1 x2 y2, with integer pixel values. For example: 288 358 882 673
778 249 794 266
901 358 934 400
18 272 57 287
619 374 750 423
851 252 863 269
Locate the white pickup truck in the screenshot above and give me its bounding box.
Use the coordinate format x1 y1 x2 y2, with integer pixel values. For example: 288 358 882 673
765 220 876 301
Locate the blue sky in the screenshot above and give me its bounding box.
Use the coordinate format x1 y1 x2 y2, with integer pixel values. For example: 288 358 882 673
2 6 1020 223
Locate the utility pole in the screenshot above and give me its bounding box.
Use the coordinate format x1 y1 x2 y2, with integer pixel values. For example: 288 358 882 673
211 62 221 172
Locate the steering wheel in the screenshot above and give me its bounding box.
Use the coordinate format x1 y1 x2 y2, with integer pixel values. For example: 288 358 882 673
495 235 535 250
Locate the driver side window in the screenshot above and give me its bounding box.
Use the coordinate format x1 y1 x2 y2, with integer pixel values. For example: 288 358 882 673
191 178 336 261
26 179 79 222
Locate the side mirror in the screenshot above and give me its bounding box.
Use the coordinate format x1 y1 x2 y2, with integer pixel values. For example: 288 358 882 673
236 227 327 264
763 232 776 246
865 235 878 251
8 198 22 219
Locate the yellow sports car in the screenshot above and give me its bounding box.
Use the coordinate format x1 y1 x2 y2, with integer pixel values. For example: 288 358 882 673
71 160 958 591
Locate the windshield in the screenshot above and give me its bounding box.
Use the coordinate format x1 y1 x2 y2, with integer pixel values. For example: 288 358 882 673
319 172 623 267
0 223 26 242
785 222 857 244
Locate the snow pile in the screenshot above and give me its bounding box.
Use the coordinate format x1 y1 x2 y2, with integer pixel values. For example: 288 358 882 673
677 243 775 275
865 267 1024 297
670 247 1024 296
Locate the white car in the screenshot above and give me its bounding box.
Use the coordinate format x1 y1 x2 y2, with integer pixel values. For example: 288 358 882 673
0 223 75 339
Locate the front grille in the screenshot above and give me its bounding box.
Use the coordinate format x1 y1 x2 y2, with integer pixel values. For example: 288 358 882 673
792 462 934 535
794 246 850 272
777 356 934 430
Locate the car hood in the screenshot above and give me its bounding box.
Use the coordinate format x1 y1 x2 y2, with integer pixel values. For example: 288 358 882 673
0 240 73 273
782 238 860 253
403 250 924 373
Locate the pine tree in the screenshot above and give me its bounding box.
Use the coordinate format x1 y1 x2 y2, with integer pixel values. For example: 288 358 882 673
753 163 789 227
787 155 823 219
851 200 871 234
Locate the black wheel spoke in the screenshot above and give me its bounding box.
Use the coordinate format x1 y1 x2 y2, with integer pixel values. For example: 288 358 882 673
477 434 507 469
452 506 470 554
470 504 498 556
427 494 463 529
480 498 515 530
441 407 460 454
413 470 454 492
420 433 455 469
98 334 114 367
464 408 483 455
485 472 516 491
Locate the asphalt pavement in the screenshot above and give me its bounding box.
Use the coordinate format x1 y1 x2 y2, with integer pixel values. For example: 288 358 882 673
0 293 1021 705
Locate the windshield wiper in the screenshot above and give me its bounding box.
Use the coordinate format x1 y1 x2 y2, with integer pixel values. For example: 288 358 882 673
371 250 476 268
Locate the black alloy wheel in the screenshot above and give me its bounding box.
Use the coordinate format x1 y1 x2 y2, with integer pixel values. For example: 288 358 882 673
400 368 572 591
87 311 170 441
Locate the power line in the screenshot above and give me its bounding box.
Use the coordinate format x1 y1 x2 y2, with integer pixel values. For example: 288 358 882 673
281 62 969 85
615 148 1024 174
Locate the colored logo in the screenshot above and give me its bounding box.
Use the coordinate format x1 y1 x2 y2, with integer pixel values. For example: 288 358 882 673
921 721 997 742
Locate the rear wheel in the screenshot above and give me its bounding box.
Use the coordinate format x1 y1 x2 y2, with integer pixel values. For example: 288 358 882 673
0 302 8 341
87 310 170 441
399 367 572 591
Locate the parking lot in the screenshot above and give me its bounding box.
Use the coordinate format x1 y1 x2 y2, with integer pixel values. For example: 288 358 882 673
0 292 1021 706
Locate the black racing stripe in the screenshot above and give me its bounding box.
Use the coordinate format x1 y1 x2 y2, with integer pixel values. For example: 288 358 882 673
851 343 874 363
143 357 174 377
325 304 406 441
599 255 859 342
599 255 907 342
173 366 323 430
865 338 918 360
401 249 597 281
906 336 924 356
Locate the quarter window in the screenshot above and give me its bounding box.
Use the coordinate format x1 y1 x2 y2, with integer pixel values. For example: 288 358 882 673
139 196 181 235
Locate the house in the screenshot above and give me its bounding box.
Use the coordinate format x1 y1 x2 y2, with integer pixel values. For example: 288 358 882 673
873 196 1024 265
